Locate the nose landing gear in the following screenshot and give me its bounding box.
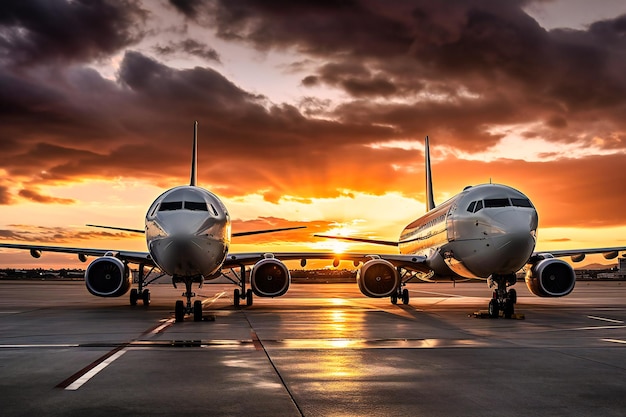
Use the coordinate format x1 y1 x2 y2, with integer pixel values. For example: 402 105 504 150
487 274 517 319
173 275 204 322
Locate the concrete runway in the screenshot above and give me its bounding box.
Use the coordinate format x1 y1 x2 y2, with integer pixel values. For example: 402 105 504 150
1 280 625 416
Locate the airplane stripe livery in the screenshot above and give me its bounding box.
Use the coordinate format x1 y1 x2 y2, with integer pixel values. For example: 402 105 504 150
2 123 626 321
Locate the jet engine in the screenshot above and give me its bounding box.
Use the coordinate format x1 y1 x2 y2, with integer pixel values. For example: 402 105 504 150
357 259 400 298
251 257 290 297
85 256 131 297
525 258 575 297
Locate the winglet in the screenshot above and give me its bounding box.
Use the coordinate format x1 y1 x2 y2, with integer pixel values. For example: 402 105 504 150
190 121 198 186
425 136 435 211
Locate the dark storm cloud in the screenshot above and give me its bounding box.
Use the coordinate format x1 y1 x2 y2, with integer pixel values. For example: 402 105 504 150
153 38 221 63
0 0 146 66
203 0 626 150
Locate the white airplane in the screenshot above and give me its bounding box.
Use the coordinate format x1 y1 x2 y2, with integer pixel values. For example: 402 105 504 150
316 136 626 318
1 125 625 320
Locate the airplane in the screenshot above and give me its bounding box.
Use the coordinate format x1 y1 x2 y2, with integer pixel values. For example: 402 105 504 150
315 136 626 318
2 125 625 320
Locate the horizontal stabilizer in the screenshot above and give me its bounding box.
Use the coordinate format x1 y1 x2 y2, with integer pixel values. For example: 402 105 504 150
314 234 399 247
86 224 145 234
232 226 306 238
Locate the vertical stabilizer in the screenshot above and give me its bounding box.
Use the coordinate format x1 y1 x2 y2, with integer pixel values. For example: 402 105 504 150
190 121 198 186
425 136 436 211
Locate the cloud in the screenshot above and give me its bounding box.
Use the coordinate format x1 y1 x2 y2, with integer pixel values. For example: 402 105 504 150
153 38 221 63
0 225 133 243
18 189 75 205
0 0 147 66
0 0 625 236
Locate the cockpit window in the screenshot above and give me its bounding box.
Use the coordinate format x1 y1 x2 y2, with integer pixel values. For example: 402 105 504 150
159 201 183 211
511 198 533 208
467 201 476 212
484 198 511 208
184 201 208 211
474 200 483 212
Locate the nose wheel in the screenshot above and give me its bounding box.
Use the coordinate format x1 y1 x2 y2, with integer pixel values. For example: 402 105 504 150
488 274 517 318
173 275 204 322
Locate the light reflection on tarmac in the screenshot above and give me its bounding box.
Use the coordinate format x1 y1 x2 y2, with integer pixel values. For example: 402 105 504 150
0 280 625 416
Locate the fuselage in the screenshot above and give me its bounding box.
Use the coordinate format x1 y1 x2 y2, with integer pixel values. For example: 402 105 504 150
399 184 538 279
145 185 231 278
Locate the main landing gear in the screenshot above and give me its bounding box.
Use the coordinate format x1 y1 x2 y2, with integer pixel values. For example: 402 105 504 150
390 287 410 305
487 274 517 319
227 264 254 307
129 263 160 307
173 275 204 322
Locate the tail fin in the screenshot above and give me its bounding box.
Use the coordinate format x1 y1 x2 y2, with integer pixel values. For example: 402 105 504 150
190 121 198 186
425 136 436 211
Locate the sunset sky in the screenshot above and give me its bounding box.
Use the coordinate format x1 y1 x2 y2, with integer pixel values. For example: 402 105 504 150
1 0 626 269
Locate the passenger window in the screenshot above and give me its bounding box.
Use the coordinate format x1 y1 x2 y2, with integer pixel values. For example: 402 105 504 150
158 201 183 211
467 201 476 212
184 201 208 211
511 198 533 208
484 198 511 208
474 200 483 212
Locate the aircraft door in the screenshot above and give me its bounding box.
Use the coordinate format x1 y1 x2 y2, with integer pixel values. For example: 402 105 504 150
446 203 458 242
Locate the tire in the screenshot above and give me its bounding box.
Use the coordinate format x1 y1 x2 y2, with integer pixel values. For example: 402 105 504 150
175 300 185 322
488 299 500 318
391 293 398 305
130 289 138 306
234 289 240 307
402 288 410 305
503 299 514 319
507 288 517 304
246 289 253 307
141 289 150 306
193 300 202 322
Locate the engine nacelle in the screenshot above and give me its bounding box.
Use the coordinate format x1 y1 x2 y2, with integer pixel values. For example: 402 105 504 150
525 258 576 297
251 258 290 297
357 259 400 298
85 256 131 297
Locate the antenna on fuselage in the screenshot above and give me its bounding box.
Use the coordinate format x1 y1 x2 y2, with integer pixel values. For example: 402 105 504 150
190 121 198 187
425 136 436 211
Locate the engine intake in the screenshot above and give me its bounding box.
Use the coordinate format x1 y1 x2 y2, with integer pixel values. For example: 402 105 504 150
85 256 131 297
251 258 290 297
357 259 399 298
525 258 575 297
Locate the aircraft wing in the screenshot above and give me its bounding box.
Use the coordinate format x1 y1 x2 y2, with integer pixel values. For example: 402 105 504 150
534 246 626 261
222 251 430 273
0 243 153 265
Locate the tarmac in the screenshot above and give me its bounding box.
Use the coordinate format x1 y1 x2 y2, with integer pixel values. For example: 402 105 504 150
1 280 625 416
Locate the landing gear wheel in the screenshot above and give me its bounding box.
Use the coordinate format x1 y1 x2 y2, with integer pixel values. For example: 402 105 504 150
130 289 138 306
503 299 514 319
141 289 150 306
402 288 410 305
488 299 500 318
391 293 398 305
193 300 203 322
507 288 517 304
246 289 253 306
234 289 240 307
175 300 185 322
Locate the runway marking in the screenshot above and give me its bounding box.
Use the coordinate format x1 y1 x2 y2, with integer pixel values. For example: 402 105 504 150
57 345 128 390
410 290 465 298
569 325 626 331
0 344 79 348
150 318 175 334
588 315 624 324
602 339 626 345
64 349 128 391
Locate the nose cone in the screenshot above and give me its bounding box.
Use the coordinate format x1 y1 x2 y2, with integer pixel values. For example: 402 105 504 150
488 208 538 273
